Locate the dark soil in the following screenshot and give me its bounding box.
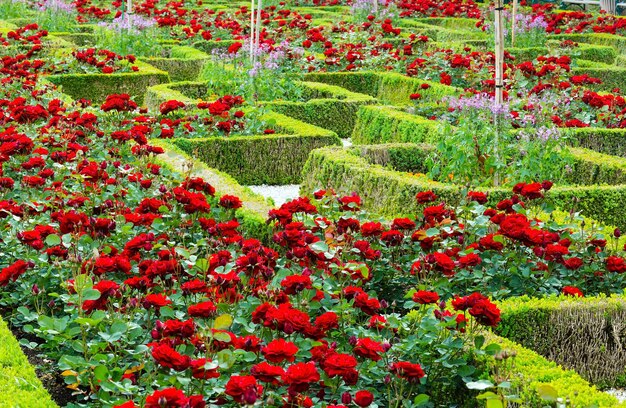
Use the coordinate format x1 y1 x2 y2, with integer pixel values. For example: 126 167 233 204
9 324 76 407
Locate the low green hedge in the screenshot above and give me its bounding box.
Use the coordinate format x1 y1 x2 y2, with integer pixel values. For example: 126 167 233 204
553 33 626 55
144 81 209 111
508 42 617 64
264 81 376 138
173 111 341 185
46 59 170 104
0 317 57 408
301 145 626 228
304 71 462 106
567 127 626 156
572 60 626 91
486 333 624 407
191 39 239 55
352 105 442 144
495 295 626 389
145 80 375 138
142 46 209 82
48 32 95 46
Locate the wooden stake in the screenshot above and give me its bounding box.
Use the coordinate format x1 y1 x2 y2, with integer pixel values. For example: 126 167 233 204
494 0 505 186
255 0 262 64
250 0 255 64
511 0 518 47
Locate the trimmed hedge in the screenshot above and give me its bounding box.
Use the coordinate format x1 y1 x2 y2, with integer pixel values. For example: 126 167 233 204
144 81 209 112
485 333 625 407
352 105 442 144
304 71 462 106
567 127 626 157
191 39 239 55
494 295 626 389
0 317 57 408
553 33 626 54
264 81 376 138
173 111 341 185
572 61 626 92
507 42 617 64
142 46 210 82
46 59 170 104
145 80 376 138
301 145 626 228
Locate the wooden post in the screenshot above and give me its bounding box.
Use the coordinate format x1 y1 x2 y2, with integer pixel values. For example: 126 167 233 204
511 0 518 47
494 0 504 106
250 0 255 64
494 0 505 186
255 0 262 64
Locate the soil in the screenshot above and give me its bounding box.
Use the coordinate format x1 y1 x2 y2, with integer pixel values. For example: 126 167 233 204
9 324 76 407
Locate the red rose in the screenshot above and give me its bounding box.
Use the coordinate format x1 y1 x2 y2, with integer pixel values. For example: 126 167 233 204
354 390 374 407
416 191 437 204
390 361 425 382
151 343 191 371
281 362 320 394
562 286 583 297
145 388 189 408
188 301 217 317
262 339 298 363
219 194 242 209
412 290 439 304
251 362 284 385
225 375 262 404
353 337 385 361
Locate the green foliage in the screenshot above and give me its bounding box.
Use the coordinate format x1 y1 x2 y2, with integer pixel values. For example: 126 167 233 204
173 112 340 185
46 60 170 104
494 295 626 389
0 317 57 408
93 24 162 57
508 42 617 64
571 64 626 92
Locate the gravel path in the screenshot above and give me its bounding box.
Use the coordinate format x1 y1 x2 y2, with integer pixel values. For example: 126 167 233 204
606 389 626 402
248 185 301 208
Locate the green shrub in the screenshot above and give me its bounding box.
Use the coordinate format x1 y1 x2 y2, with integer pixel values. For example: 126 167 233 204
0 317 57 408
46 59 170 104
553 33 626 54
173 112 340 185
265 81 376 138
144 81 210 112
566 127 626 156
486 333 624 407
191 39 239 55
571 63 626 92
304 71 461 105
508 42 617 64
301 145 626 228
142 46 209 82
494 295 626 389
352 105 442 144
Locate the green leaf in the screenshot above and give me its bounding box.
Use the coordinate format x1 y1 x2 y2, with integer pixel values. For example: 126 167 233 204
413 394 429 406
486 399 504 408
217 349 236 369
536 384 558 401
82 289 101 301
426 227 440 237
309 241 328 252
477 391 499 400
212 332 232 343
93 365 109 381
213 314 233 330
466 379 494 390
474 335 485 349
45 234 61 246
